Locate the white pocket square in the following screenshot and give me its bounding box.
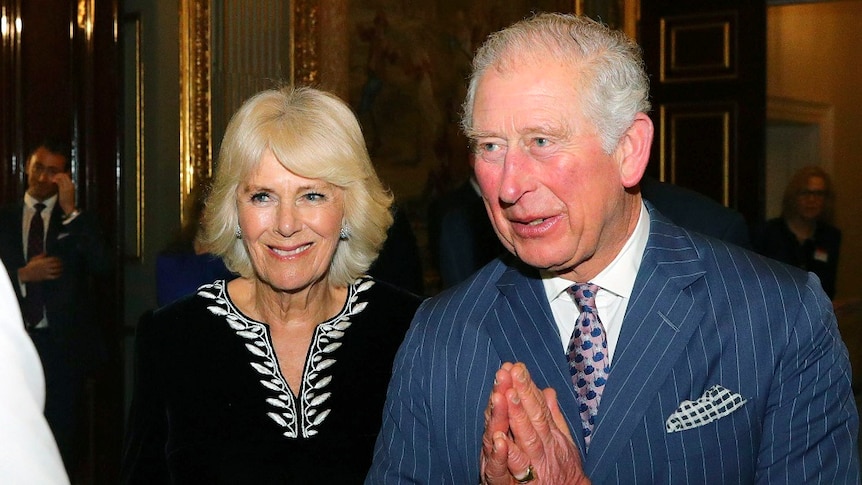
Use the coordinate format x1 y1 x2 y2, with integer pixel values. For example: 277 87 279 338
665 385 746 433
57 233 70 240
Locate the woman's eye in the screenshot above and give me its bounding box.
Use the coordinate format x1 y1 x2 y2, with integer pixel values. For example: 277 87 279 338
250 192 271 203
303 192 325 202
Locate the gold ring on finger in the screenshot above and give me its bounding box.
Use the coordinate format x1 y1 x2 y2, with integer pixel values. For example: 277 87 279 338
513 464 536 484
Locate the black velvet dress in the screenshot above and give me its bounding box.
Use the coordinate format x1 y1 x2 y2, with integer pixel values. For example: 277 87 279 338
121 277 423 484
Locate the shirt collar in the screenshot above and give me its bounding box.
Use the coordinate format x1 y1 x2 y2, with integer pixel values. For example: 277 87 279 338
24 193 58 213
542 200 651 301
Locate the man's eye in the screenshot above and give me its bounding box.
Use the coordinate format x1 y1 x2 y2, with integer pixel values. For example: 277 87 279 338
481 142 501 153
534 137 550 147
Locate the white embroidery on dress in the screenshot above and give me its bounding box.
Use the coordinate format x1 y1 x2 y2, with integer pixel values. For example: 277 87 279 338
200 277 374 438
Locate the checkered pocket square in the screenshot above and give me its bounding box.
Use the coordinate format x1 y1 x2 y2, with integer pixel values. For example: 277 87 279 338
665 385 747 433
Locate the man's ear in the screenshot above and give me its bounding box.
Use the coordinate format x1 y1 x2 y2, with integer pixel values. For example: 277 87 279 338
616 113 654 189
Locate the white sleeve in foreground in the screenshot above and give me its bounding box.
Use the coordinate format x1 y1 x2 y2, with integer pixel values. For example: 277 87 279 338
0 258 69 485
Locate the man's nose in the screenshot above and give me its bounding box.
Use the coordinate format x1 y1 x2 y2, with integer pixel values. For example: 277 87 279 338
498 147 531 205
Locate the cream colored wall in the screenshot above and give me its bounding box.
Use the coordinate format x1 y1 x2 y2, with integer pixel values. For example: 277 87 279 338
768 1 862 305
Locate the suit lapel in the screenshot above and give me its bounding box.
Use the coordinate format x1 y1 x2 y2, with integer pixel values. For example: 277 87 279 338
584 209 707 483
485 262 589 457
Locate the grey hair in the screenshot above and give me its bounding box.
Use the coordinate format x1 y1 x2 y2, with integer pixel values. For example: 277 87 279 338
200 85 394 287
461 12 651 154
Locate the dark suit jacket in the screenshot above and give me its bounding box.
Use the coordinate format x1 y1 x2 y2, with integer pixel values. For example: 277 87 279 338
368 204 425 295
641 175 751 249
428 179 505 289
367 203 859 484
0 202 111 370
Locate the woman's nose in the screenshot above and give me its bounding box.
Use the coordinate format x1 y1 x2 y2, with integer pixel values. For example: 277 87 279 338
276 205 299 236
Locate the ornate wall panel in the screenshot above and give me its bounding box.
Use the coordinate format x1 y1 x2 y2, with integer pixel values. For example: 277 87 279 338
661 12 737 82
660 103 735 206
642 2 765 224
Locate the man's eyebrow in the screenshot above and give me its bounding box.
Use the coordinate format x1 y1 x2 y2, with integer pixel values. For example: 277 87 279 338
464 128 498 140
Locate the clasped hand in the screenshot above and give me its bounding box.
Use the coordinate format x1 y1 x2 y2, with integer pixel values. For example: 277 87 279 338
21 254 64 283
480 362 591 485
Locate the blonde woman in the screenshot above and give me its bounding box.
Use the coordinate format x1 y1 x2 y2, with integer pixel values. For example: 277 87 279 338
122 86 423 483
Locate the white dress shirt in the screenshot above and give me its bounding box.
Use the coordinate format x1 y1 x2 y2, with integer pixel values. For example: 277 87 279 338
542 201 650 364
22 193 57 262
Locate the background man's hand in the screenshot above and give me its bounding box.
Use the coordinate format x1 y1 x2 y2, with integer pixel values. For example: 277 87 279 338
52 172 77 215
19 254 64 283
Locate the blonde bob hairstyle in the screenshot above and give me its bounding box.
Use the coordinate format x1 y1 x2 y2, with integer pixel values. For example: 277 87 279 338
200 85 394 287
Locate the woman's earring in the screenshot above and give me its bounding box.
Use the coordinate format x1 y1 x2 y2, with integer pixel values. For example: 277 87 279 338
235 225 242 239
339 226 350 241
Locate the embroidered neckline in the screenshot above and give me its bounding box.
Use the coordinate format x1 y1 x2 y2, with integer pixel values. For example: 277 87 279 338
199 277 375 438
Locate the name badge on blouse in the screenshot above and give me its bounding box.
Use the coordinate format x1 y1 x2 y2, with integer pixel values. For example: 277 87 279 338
814 248 829 263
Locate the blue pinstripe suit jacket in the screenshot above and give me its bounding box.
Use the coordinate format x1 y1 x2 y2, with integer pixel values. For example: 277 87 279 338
367 204 860 484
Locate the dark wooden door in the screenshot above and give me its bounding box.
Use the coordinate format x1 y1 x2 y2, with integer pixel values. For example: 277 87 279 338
639 0 767 225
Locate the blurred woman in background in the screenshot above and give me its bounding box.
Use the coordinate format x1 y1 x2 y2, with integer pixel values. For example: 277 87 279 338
754 165 841 298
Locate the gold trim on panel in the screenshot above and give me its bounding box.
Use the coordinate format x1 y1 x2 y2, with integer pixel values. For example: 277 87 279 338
660 12 737 83
293 0 318 85
662 106 731 206
123 13 145 260
669 22 730 72
179 0 212 227
181 0 308 226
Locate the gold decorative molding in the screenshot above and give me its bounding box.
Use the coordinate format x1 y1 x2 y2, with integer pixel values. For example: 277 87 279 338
180 0 318 225
293 0 319 86
660 104 732 206
179 0 211 227
123 13 145 259
659 12 737 83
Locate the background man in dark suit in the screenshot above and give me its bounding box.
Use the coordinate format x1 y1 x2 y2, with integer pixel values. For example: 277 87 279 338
367 13 858 484
640 175 751 249
428 171 505 290
0 139 111 476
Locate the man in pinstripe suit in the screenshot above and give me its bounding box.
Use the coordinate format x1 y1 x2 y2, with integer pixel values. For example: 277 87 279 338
367 12 859 485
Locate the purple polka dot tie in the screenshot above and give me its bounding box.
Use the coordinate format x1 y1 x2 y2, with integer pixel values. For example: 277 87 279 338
566 283 609 447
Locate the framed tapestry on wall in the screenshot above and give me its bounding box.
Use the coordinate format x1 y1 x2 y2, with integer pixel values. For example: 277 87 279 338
178 0 640 217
